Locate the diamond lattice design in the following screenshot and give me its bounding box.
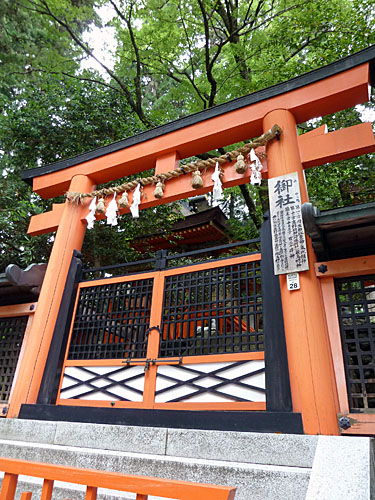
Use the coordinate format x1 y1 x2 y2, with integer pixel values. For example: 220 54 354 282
60 365 145 402
155 360 265 403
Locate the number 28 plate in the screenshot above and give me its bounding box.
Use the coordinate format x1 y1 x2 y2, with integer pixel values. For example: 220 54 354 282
287 273 300 291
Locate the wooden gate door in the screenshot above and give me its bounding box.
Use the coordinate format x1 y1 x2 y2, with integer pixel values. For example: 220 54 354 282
56 252 266 411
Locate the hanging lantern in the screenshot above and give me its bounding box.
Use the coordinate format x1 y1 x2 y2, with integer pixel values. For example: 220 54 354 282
118 191 129 208
234 154 247 174
192 169 203 189
153 180 164 199
96 197 106 214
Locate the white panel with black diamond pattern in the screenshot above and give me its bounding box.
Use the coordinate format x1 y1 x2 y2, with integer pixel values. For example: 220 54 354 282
60 365 145 402
155 360 265 403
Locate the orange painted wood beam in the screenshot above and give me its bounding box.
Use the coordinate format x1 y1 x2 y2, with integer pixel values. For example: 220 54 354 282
63 351 264 367
27 120 375 237
315 255 375 278
155 151 180 175
299 122 375 169
31 64 370 199
27 204 64 236
0 457 237 500
143 273 164 408
339 413 375 435
9 175 95 417
27 157 248 236
0 303 36 318
320 278 349 414
40 479 54 500
20 492 32 500
0 473 18 500
263 108 339 435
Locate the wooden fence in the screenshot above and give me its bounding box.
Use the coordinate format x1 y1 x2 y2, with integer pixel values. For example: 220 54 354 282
0 457 236 500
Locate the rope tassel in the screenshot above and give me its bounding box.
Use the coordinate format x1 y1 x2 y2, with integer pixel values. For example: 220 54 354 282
153 180 164 199
192 170 203 189
234 154 247 174
118 191 129 208
96 197 106 214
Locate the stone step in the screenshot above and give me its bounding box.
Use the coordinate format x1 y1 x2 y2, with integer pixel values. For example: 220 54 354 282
0 439 310 500
0 418 318 468
0 418 373 499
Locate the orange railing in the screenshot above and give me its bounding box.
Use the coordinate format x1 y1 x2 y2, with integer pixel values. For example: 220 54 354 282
0 457 236 500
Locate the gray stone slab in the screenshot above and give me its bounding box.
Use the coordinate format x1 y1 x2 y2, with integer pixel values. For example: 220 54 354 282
0 419 56 444
53 421 168 455
0 419 317 467
306 435 373 500
0 440 310 500
166 428 318 467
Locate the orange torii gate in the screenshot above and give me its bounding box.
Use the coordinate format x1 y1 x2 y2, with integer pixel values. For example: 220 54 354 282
10 46 375 435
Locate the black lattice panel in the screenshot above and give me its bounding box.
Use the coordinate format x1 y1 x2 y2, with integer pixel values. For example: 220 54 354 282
68 278 153 360
335 274 375 412
0 316 28 403
160 261 263 357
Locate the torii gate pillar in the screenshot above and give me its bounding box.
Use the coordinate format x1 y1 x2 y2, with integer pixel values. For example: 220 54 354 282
263 109 338 434
8 174 95 418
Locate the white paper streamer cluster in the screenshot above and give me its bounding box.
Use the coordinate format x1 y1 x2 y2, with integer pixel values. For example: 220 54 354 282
85 197 97 229
211 162 223 207
105 193 118 226
85 184 143 229
130 184 141 218
249 148 263 185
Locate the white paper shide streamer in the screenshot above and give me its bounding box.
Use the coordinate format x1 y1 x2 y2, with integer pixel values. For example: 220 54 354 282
85 197 97 230
250 148 263 185
130 184 141 218
211 162 223 207
106 193 118 226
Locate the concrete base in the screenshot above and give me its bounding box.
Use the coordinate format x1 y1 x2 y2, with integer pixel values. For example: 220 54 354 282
0 419 373 500
306 435 375 500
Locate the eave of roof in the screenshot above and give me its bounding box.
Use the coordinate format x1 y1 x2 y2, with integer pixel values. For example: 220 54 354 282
21 45 375 185
303 201 375 261
131 222 230 252
130 207 229 251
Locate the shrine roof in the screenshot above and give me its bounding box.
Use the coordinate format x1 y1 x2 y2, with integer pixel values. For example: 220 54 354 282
302 201 375 261
21 45 375 186
130 206 230 252
0 263 46 306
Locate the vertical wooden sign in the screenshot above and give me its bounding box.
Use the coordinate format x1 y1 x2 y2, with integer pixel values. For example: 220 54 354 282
268 172 309 275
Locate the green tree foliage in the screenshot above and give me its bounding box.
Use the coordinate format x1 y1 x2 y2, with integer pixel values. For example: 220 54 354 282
0 0 374 269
